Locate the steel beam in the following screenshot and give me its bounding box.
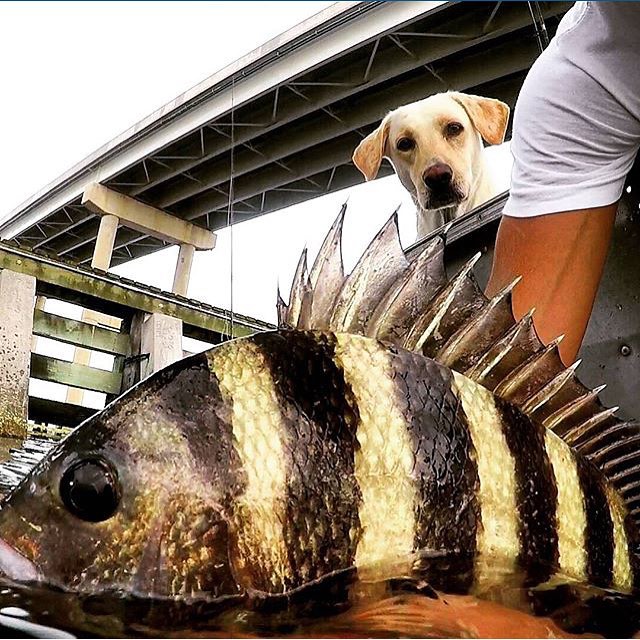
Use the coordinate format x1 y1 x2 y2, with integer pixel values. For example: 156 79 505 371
55 219 101 257
151 25 535 209
0 1 449 240
128 2 562 200
64 70 524 264
32 213 94 249
174 38 536 221
178 134 360 220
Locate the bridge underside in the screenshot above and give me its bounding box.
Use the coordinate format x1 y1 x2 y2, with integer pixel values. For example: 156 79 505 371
4 1 569 267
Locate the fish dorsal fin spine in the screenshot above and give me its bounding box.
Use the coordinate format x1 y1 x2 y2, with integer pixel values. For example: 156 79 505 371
521 359 582 415
436 277 520 372
280 205 640 527
329 210 407 334
284 248 310 328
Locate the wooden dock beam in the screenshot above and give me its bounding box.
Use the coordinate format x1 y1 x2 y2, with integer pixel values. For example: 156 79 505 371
0 240 271 430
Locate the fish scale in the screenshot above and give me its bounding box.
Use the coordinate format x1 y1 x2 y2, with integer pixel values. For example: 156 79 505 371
275 206 640 594
0 206 638 611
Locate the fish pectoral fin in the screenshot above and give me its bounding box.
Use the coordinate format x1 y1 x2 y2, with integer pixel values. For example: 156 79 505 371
307 591 577 638
246 565 357 607
132 516 168 596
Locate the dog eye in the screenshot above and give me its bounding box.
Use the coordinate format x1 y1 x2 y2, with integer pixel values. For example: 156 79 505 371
396 137 415 152
446 122 464 137
60 459 120 522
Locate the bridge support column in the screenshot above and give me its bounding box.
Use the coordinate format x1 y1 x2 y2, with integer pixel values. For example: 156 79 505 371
92 214 119 271
172 244 195 296
140 313 183 380
0 269 36 443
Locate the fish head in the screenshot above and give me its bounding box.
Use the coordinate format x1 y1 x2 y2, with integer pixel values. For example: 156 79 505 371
0 352 244 600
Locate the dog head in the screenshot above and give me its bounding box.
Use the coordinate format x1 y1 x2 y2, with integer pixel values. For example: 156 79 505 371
353 92 509 215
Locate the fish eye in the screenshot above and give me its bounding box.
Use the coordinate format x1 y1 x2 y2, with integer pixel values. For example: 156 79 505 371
445 122 464 137
396 137 415 152
59 459 120 523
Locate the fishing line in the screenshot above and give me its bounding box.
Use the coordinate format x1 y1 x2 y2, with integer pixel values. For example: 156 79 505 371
226 74 236 337
527 1 549 52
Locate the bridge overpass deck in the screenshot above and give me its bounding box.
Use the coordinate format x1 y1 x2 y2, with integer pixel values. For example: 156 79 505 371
0 1 569 267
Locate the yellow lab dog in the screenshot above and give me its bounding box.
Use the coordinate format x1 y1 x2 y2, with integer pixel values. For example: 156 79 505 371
353 92 510 238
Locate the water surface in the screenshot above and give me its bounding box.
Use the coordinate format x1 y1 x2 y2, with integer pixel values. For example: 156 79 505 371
0 572 639 638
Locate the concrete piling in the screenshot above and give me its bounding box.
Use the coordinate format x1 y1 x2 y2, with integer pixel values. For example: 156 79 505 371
0 269 36 440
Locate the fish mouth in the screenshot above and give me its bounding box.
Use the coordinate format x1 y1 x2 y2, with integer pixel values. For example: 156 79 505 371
0 538 41 582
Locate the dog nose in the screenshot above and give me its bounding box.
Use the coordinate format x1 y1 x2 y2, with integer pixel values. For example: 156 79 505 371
423 163 453 189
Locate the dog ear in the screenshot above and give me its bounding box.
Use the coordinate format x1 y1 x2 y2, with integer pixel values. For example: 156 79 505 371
450 93 510 145
352 119 390 181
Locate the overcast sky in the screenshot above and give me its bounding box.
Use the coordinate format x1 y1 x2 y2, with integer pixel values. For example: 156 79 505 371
0 1 511 408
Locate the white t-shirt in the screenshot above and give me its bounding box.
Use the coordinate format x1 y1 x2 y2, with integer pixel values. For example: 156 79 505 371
504 2 640 218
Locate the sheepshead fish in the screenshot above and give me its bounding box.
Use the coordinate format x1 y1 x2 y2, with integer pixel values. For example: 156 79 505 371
0 206 638 619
